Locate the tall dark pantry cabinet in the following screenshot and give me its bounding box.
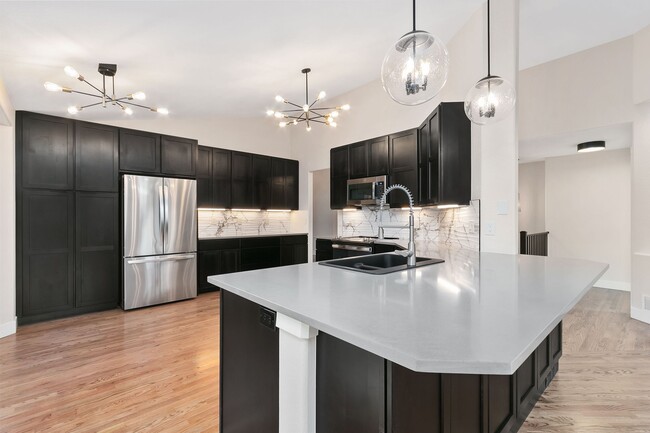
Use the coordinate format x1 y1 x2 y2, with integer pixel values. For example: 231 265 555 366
16 112 120 324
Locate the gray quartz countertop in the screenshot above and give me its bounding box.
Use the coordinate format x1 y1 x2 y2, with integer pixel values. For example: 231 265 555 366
209 247 607 374
199 233 307 240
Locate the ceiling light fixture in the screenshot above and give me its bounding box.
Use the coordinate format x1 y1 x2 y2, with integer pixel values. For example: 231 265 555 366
44 63 169 116
267 68 350 131
464 0 516 124
381 0 449 106
577 140 605 153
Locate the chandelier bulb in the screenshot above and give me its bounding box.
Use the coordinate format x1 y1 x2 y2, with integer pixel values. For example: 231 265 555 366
330 111 339 118
302 104 309 112
340 104 350 111
44 82 63 92
130 91 146 101
266 110 275 116
67 106 80 115
318 91 326 100
330 121 337 128
306 125 312 132
293 120 298 125
156 107 169 115
275 95 284 103
279 121 287 128
274 112 284 118
123 107 134 115
64 66 80 79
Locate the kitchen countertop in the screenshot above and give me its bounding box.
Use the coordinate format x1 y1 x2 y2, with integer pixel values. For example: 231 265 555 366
209 248 607 375
199 233 307 240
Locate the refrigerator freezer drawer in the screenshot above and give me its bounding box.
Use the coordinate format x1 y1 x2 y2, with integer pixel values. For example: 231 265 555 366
123 253 197 310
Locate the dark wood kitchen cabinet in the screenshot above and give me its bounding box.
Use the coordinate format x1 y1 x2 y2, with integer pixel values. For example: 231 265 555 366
253 155 272 209
19 189 75 320
119 128 161 174
388 129 418 207
349 136 389 179
271 158 299 210
198 239 240 292
197 145 214 208
231 152 253 209
160 134 197 177
281 235 308 266
75 192 119 308
75 121 119 192
330 146 349 209
348 141 368 179
418 102 471 206
212 148 232 209
240 236 282 271
18 112 74 190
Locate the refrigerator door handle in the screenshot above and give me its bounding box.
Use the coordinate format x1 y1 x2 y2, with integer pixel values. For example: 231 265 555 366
158 184 165 247
159 253 195 262
163 184 170 251
127 256 164 265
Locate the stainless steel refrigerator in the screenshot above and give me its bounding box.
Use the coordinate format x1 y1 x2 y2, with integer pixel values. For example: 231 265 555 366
122 175 197 310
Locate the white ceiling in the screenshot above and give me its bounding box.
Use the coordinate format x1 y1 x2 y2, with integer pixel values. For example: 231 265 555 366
0 0 649 120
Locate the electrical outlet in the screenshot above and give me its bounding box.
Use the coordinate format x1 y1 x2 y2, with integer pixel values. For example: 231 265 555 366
484 222 496 236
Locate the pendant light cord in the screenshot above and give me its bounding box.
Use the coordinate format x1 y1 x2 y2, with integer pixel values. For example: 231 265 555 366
305 70 309 105
412 0 416 32
487 0 491 76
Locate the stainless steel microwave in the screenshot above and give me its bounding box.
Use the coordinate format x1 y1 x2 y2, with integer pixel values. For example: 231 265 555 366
347 175 387 207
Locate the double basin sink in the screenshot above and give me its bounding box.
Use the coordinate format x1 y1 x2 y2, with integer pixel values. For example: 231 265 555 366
320 252 444 275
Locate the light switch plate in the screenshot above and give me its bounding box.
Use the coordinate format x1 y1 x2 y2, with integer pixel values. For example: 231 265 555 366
485 222 496 236
497 200 508 215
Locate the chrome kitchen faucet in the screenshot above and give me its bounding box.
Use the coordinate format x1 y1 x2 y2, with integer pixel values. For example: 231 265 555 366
378 184 416 267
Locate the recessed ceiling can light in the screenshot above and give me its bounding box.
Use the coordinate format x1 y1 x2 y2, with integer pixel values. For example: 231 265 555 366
577 140 606 153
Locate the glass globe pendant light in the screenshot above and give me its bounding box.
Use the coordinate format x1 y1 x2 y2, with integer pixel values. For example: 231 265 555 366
381 0 449 106
464 0 516 124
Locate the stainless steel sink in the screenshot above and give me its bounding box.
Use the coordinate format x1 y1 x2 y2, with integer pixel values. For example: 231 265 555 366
319 252 444 274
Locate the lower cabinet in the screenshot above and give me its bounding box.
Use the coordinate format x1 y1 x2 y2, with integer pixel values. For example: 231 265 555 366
199 235 308 292
221 290 279 433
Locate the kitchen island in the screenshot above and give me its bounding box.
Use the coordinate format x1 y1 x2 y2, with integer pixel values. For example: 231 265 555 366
209 247 607 433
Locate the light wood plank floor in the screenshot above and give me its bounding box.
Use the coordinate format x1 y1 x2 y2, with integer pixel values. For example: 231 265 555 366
1 288 649 432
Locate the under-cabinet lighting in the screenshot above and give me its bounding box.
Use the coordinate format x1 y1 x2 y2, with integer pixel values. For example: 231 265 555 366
342 207 358 212
231 208 262 212
267 209 292 212
437 204 460 209
198 208 227 211
401 206 422 211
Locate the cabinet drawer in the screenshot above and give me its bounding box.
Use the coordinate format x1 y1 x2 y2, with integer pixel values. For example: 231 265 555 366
240 236 282 249
199 238 240 251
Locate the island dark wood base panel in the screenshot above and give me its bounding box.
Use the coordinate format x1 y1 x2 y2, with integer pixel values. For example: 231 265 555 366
220 292 563 433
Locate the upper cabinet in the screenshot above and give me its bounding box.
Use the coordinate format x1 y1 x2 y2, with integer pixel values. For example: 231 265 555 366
119 129 197 177
231 152 253 209
329 101 471 209
213 149 232 208
271 158 299 210
197 146 214 208
419 102 471 206
76 121 119 192
18 112 74 190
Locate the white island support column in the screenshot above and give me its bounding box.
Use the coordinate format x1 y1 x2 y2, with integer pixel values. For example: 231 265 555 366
275 312 319 433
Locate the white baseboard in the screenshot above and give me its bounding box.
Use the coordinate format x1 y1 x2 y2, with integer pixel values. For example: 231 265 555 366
594 279 630 292
631 307 650 325
0 317 17 339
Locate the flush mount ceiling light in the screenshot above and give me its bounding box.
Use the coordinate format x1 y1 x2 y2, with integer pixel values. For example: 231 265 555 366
464 0 516 125
381 0 449 106
44 63 169 116
577 140 606 153
267 68 350 132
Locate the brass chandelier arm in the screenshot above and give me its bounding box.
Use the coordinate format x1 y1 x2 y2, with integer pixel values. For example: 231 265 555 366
283 100 304 110
119 99 157 111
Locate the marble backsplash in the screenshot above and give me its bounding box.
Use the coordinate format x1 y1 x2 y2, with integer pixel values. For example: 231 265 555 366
339 200 480 251
198 210 292 238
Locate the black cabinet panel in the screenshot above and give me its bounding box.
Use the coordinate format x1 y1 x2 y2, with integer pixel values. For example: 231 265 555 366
75 192 119 308
285 159 299 210
330 146 350 210
212 148 232 209
367 136 389 176
438 103 471 205
330 177 348 210
241 247 282 271
488 375 515 433
19 112 74 190
388 129 418 207
253 155 272 209
197 146 213 208
317 332 385 433
448 375 482 433
119 129 161 174
198 248 240 292
349 141 368 179
231 152 252 209
392 364 442 433
281 235 308 265
22 190 74 317
330 146 349 179
270 158 299 210
75 121 119 192
221 291 279 433
315 238 333 262
516 353 536 409
161 135 197 177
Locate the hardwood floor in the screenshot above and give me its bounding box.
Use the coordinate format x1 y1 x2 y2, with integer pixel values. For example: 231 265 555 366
0 288 648 432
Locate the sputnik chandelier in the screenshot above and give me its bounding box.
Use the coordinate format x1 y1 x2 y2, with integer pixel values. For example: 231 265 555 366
44 63 169 116
267 68 350 131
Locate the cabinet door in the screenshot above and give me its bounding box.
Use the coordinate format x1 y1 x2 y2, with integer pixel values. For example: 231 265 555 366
252 155 272 209
438 102 471 205
392 364 442 433
75 192 119 308
330 146 349 179
418 120 431 205
285 159 299 210
418 110 440 206
388 129 418 207
212 149 232 209
161 135 197 177
119 129 161 174
231 152 252 208
367 136 389 176
75 121 119 192
197 146 213 208
270 157 286 209
21 190 74 317
19 112 74 190
330 177 348 210
220 248 241 274
348 141 368 179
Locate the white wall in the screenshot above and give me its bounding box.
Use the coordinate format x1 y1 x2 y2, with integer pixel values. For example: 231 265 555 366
518 161 545 233
545 149 631 291
519 36 634 142
103 116 292 158
0 78 16 338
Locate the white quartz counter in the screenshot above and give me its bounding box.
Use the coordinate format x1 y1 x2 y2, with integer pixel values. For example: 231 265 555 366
209 248 607 374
